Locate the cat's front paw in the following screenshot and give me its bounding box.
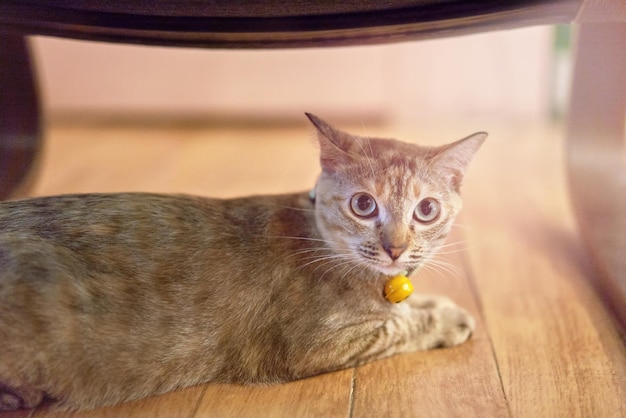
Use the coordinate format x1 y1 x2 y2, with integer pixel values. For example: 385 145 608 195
0 384 44 411
429 305 475 348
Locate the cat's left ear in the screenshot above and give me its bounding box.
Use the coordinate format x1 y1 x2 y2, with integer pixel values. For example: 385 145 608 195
430 132 487 190
306 113 358 173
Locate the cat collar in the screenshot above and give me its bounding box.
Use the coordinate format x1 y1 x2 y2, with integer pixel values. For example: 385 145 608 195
384 273 414 303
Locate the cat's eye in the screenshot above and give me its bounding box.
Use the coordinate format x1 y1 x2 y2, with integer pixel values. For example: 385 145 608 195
350 193 378 218
414 198 441 223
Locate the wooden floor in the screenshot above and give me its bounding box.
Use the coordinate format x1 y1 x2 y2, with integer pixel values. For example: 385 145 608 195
4 116 625 418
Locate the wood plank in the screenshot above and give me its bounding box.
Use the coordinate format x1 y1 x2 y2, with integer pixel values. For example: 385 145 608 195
30 385 205 418
566 23 626 329
29 123 320 198
353 341 507 418
194 370 353 418
462 123 626 417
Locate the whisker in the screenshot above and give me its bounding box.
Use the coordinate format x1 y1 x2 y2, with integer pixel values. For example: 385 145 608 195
265 235 339 245
318 254 368 281
424 257 460 277
437 240 467 248
339 257 374 282
356 121 377 179
283 248 329 261
451 223 474 230
435 247 466 254
418 263 452 283
337 263 360 283
433 244 473 254
294 251 354 265
276 204 316 212
434 247 473 256
313 253 355 269
433 240 473 253
318 258 356 281
296 253 353 274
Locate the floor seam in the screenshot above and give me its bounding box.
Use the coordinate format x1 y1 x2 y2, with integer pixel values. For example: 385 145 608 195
348 368 357 418
458 223 512 418
188 385 209 418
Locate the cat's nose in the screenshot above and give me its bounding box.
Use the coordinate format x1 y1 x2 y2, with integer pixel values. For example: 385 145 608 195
383 243 407 261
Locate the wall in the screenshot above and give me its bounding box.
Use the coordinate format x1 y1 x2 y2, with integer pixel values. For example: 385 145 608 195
31 25 554 123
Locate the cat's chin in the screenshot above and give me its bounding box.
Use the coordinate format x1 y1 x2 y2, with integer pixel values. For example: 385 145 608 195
373 264 412 277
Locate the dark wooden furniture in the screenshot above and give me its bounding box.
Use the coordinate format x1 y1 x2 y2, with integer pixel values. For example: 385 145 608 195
1 1 624 327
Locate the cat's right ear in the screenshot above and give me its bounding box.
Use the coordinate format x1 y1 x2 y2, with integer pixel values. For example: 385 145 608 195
306 113 356 173
430 132 487 191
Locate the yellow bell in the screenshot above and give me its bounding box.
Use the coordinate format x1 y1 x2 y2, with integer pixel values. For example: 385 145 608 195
384 274 414 303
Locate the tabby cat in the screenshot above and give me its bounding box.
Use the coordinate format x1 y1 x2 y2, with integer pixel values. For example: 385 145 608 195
0 114 485 411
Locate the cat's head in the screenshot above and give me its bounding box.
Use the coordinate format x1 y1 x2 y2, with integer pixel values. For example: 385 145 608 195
307 113 485 277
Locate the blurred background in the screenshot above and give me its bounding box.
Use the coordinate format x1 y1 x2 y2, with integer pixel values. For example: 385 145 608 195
30 25 570 127
26 24 574 200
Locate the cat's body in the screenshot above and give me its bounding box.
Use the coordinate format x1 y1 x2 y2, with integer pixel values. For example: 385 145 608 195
0 114 485 411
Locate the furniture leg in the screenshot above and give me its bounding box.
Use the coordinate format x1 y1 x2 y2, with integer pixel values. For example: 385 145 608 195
566 23 626 328
0 34 41 200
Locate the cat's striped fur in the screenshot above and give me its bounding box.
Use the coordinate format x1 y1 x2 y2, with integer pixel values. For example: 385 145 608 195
0 114 485 411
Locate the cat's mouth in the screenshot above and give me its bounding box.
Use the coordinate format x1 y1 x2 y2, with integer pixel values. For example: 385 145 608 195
354 244 420 277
